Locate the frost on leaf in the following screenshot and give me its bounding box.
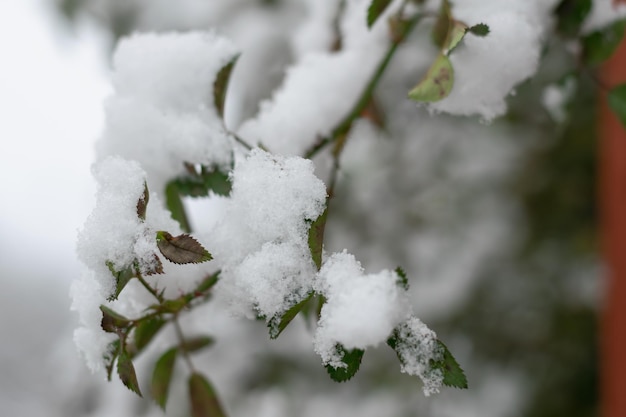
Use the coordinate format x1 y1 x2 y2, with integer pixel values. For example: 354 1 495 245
387 317 446 396
324 345 365 383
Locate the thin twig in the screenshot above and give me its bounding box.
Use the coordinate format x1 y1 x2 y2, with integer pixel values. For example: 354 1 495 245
135 271 164 303
173 313 196 372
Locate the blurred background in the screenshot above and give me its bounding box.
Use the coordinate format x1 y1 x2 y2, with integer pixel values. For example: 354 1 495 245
0 1 606 416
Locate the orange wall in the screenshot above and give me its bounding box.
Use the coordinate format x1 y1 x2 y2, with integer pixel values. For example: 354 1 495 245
601 34 626 417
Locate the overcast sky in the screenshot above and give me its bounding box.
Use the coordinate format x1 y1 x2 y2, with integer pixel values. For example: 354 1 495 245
0 0 109 283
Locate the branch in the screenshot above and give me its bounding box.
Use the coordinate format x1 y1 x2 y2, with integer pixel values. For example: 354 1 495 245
304 13 424 159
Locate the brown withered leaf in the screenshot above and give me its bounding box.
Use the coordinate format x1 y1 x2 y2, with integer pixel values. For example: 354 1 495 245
137 182 149 221
156 231 213 265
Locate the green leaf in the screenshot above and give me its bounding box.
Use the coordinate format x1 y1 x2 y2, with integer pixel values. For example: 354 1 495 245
134 318 166 352
150 348 177 410
165 182 191 233
555 0 592 37
468 23 490 37
159 296 191 314
100 305 131 333
136 182 149 221
117 352 142 397
104 340 120 381
156 231 213 264
307 207 328 270
394 267 409 290
268 294 313 339
213 56 239 120
188 372 227 417
430 340 468 389
325 346 365 382
106 261 136 301
582 19 626 65
194 271 220 294
444 20 468 54
408 53 454 102
173 167 232 198
608 84 626 129
180 336 215 353
367 0 393 28
431 0 451 48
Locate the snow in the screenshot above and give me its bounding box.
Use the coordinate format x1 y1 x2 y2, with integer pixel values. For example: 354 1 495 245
98 32 238 194
210 149 327 318
313 251 411 367
76 156 148 294
542 78 576 123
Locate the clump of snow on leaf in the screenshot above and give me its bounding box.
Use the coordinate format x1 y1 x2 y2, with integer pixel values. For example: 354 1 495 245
210 149 327 318
428 0 560 120
76 156 151 293
313 251 411 367
98 31 238 193
393 317 443 396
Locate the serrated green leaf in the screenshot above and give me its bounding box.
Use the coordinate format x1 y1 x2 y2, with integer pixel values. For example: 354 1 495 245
325 346 365 382
367 0 393 28
408 53 454 102
430 340 468 389
308 207 328 270
468 23 490 37
268 294 313 339
582 19 626 65
180 336 215 353
394 267 409 290
137 182 149 221
214 56 239 120
106 261 136 301
104 340 120 381
134 318 166 352
188 372 226 417
156 231 212 264
151 347 177 410
117 352 142 397
608 84 626 129
100 305 131 333
165 182 191 233
555 0 592 37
